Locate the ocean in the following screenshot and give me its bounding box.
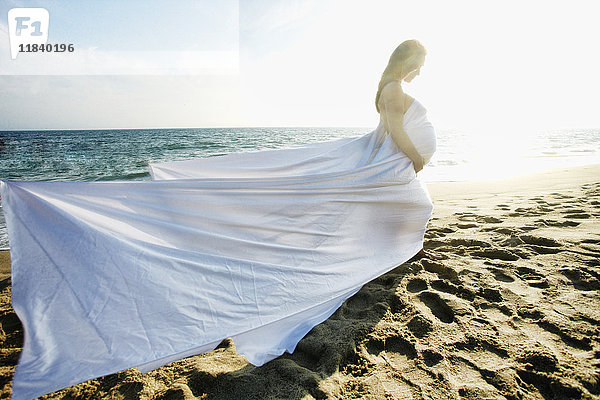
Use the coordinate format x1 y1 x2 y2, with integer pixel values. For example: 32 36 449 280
1 126 599 249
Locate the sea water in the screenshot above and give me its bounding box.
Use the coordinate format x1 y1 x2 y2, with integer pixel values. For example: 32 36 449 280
1 126 599 248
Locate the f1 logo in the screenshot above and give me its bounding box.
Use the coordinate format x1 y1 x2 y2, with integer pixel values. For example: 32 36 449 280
8 8 49 60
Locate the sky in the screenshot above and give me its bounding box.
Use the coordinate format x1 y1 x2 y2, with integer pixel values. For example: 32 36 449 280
0 0 599 132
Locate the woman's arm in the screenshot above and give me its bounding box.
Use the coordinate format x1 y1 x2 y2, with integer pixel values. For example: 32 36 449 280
381 84 424 172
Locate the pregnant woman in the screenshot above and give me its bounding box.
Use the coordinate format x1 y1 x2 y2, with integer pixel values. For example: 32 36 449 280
376 39 441 260
2 41 438 399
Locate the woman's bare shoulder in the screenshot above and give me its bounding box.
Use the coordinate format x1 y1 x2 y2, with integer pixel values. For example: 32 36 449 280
380 81 412 109
381 80 403 95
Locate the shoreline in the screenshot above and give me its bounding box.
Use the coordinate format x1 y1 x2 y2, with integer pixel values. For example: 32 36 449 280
0 163 599 398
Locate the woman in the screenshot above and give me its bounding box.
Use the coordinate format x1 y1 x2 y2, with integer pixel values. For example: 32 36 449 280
376 39 442 260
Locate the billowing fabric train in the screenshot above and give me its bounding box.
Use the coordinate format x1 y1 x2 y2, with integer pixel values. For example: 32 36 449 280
0 99 435 399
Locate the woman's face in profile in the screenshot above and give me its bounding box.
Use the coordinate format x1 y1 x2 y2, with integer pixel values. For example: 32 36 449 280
403 59 425 83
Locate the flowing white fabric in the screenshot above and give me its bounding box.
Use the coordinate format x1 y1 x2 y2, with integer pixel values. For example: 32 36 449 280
0 99 435 400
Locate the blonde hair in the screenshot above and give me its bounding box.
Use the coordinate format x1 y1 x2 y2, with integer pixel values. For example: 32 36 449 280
375 40 427 113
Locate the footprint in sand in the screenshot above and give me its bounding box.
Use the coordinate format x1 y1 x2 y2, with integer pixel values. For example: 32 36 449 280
516 368 585 398
519 234 564 255
455 212 477 222
365 333 417 359
0 311 22 349
536 317 593 351
425 226 455 239
371 272 399 290
406 278 428 293
455 213 503 225
430 279 476 301
519 235 564 254
517 347 559 373
418 291 455 323
407 314 434 338
520 235 562 247
421 259 459 281
456 222 478 229
498 236 524 247
485 266 516 283
472 248 520 262
510 207 543 217
526 246 563 255
516 303 543 319
430 279 458 294
421 349 444 366
535 218 580 228
478 216 503 224
559 267 600 291
450 333 509 358
514 266 550 288
382 335 418 358
563 211 591 219
478 287 503 303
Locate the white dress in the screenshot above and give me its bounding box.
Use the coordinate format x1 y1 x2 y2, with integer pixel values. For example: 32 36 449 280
0 98 436 400
401 98 437 164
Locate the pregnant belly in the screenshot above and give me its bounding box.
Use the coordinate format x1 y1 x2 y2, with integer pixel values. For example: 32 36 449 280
406 122 436 164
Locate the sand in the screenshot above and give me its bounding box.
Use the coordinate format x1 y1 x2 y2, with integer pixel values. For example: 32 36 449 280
0 164 599 399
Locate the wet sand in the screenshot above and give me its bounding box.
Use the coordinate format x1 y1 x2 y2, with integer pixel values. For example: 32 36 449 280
0 164 599 399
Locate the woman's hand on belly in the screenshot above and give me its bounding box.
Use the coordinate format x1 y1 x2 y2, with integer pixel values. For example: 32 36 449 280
413 155 424 173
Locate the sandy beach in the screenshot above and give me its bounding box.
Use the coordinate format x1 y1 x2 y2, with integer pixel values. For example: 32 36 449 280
0 164 599 399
